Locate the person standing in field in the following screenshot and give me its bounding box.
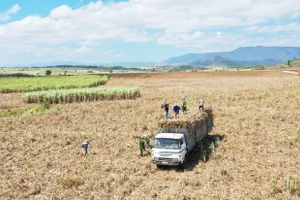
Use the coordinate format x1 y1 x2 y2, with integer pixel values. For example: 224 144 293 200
162 101 169 119
173 103 181 119
182 97 187 114
82 140 89 155
198 97 204 111
139 135 150 156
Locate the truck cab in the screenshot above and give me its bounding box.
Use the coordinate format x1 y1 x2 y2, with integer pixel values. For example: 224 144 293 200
152 133 187 166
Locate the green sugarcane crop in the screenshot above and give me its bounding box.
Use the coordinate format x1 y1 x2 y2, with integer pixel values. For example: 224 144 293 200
0 75 109 93
23 87 140 104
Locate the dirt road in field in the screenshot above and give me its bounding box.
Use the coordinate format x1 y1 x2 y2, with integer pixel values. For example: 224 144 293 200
282 70 299 75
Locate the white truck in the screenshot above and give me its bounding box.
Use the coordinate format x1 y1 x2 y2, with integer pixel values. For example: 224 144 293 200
152 109 213 166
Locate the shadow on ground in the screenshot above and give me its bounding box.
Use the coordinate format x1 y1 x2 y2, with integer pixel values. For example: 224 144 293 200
156 134 225 172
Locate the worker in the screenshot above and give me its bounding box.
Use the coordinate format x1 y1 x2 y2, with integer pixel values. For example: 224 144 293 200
173 103 181 119
82 140 89 155
198 97 204 111
139 139 147 156
162 100 169 119
139 135 151 156
182 97 187 114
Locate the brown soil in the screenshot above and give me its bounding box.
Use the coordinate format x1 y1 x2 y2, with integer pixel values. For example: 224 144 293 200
0 71 299 199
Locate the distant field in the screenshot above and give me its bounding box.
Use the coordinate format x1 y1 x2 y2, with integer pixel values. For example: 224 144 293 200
0 75 108 93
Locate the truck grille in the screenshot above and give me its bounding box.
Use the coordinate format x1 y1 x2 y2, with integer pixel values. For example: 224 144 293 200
156 157 176 161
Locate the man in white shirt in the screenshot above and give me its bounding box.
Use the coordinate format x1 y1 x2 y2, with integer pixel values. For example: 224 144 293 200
198 97 204 111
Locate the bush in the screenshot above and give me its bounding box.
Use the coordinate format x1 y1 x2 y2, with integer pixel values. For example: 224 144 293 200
46 70 52 76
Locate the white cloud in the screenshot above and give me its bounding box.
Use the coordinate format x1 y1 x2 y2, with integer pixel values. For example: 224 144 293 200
1 0 300 64
7 4 21 14
50 5 73 19
0 14 10 21
0 4 21 21
245 23 300 33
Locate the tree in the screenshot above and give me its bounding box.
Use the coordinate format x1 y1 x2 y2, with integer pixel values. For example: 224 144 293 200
45 70 52 76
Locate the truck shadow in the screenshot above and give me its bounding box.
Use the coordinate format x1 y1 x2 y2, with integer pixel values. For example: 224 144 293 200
157 134 225 172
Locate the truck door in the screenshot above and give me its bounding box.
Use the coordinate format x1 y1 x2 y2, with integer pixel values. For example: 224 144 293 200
180 138 187 158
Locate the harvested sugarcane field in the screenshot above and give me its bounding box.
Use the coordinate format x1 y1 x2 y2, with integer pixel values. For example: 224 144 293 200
0 71 299 199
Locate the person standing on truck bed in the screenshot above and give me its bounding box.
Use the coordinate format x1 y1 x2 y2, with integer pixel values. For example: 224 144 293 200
173 103 181 119
198 97 204 111
162 101 169 119
182 97 187 114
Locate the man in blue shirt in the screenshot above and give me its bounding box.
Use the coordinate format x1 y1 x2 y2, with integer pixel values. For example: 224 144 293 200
173 103 181 119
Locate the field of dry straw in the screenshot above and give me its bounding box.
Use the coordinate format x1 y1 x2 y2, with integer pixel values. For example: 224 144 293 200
0 71 299 199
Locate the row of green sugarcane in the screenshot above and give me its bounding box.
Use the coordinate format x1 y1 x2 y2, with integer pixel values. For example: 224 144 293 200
0 75 109 93
23 87 140 104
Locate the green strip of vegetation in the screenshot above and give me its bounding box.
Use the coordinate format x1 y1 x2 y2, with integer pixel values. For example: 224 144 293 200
0 75 108 93
0 103 51 117
0 73 35 77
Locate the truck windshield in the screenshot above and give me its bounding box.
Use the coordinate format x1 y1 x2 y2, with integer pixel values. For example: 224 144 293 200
153 138 180 149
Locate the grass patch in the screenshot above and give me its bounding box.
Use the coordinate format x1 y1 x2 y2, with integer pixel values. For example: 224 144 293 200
0 103 51 117
286 176 300 196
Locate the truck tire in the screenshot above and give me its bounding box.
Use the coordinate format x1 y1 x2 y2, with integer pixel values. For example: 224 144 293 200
178 159 186 170
202 149 207 163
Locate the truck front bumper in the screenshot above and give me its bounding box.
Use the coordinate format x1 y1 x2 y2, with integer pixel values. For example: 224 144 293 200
152 159 183 166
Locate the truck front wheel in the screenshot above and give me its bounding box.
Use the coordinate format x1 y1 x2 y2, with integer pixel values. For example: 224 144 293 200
156 165 163 169
178 159 186 170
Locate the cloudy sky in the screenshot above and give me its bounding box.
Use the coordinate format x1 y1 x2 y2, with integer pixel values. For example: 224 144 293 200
1 0 300 65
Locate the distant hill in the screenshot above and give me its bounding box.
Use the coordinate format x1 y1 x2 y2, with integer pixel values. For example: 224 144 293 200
290 57 300 68
208 61 242 69
188 55 227 66
4 46 300 68
159 46 300 67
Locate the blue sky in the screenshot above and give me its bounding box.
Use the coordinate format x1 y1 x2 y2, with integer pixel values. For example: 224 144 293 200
1 0 300 66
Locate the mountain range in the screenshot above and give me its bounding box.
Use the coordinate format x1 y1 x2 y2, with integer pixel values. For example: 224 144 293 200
3 46 300 68
159 46 300 67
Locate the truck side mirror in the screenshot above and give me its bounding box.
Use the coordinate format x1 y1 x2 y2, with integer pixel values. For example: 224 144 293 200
180 139 183 145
